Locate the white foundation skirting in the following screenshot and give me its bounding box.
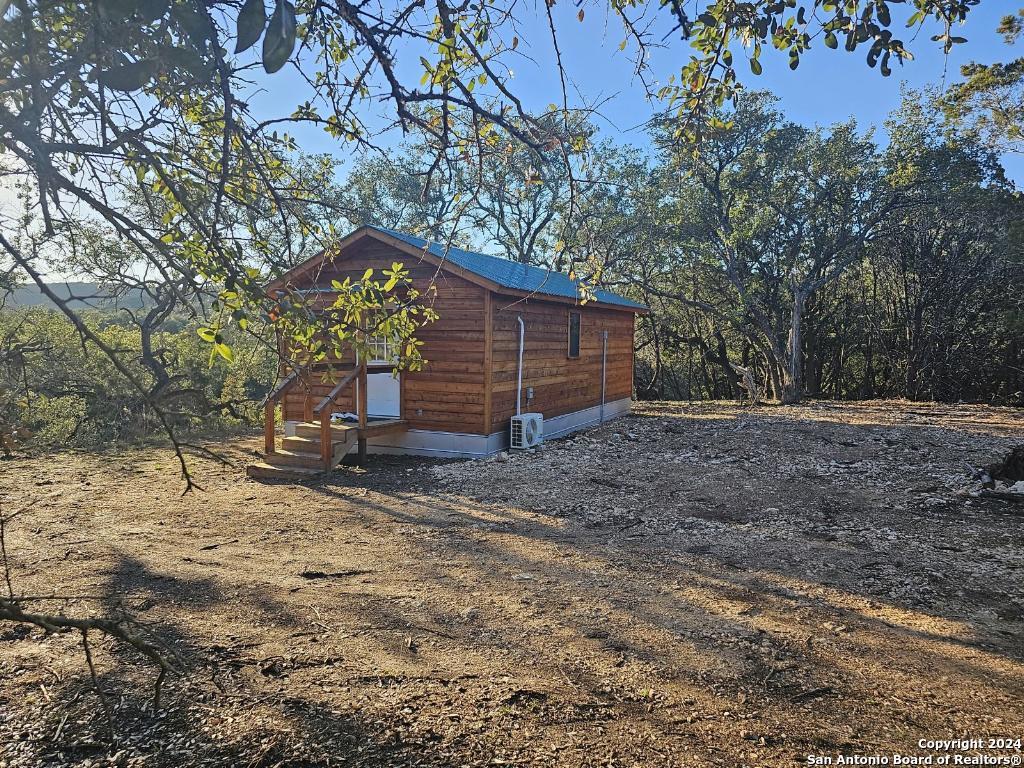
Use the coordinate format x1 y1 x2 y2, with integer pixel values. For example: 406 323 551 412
281 397 632 459
371 397 632 459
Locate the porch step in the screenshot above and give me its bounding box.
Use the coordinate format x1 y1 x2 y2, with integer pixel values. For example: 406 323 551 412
294 421 359 440
249 417 406 483
282 433 359 457
293 418 407 441
266 448 328 468
248 429 360 481
281 435 325 454
246 462 325 481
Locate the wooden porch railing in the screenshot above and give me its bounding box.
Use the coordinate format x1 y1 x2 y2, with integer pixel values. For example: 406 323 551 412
312 368 359 469
263 369 300 455
263 358 370 469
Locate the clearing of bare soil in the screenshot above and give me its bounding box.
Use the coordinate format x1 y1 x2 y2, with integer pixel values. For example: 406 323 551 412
1 400 1022 768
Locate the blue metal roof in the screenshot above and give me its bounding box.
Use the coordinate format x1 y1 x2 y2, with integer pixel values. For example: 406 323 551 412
370 225 647 311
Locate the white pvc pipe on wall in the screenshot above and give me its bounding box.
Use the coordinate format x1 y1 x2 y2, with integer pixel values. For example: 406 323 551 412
516 315 525 416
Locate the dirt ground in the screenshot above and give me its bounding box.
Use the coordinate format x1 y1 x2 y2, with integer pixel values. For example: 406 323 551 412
1 400 1022 768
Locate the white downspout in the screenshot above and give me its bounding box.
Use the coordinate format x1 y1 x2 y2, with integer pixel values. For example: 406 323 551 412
600 329 608 424
516 316 525 416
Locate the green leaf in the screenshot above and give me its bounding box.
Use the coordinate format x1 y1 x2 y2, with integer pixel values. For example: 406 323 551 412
235 0 266 54
262 0 296 74
97 59 158 91
197 327 216 342
824 31 838 49
749 57 762 75
215 343 235 363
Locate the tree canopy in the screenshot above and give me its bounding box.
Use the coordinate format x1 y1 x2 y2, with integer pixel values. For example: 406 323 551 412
0 0 1000 471
944 8 1024 153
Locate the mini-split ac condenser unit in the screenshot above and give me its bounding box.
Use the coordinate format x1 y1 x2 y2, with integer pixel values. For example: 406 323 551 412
510 413 543 449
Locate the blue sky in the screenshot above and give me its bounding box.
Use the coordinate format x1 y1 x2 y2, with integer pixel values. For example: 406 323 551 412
249 2 1023 183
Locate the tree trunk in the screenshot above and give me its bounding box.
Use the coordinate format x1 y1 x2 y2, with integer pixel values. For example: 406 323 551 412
862 265 877 398
715 329 740 399
905 300 925 399
781 289 808 404
765 356 783 402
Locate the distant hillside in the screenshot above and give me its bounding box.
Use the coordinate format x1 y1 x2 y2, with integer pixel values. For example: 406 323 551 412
4 282 150 310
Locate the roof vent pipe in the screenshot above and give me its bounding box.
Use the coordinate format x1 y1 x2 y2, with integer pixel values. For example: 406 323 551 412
516 316 525 416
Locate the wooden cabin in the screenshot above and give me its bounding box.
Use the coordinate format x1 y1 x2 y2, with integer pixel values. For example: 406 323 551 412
247 225 647 479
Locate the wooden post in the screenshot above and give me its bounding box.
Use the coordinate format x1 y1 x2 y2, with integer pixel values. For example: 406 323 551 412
320 402 332 470
264 401 275 455
302 374 313 423
357 354 368 465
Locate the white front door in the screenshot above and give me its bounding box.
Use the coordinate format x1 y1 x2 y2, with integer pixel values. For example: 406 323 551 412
366 373 401 418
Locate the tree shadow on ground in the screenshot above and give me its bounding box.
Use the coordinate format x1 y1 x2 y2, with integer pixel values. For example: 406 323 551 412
2 400 1022 765
290 481 1021 761
2 659 471 767
2 552 475 767
295 402 1024 740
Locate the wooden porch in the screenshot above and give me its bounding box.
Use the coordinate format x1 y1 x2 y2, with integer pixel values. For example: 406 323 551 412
247 360 407 481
